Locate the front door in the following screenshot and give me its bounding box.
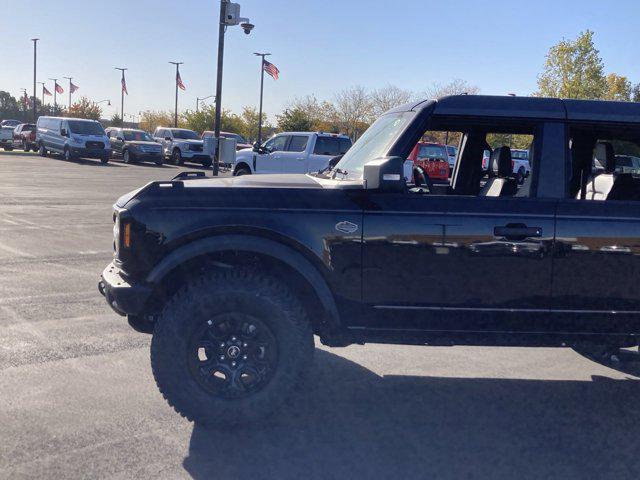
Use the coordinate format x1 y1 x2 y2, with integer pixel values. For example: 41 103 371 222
361 194 557 333
255 135 288 174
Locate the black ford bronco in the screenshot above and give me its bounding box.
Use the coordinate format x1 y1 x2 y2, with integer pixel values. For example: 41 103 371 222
100 95 640 425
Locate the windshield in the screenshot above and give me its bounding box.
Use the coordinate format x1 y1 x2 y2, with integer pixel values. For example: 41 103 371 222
172 129 200 140
417 144 447 160
512 150 528 160
221 133 248 143
335 111 414 179
124 130 153 142
68 120 104 136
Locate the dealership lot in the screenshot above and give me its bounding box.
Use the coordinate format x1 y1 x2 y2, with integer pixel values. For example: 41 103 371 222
1 151 640 479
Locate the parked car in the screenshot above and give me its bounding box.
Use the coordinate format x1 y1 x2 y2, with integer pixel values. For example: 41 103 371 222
100 94 640 427
446 145 458 170
106 128 163 165
202 131 252 151
615 154 640 174
511 149 531 184
407 142 450 182
232 132 352 176
13 123 37 152
0 126 14 150
0 119 21 128
36 117 111 163
152 127 211 167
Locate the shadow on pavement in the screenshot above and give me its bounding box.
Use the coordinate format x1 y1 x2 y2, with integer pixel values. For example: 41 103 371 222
183 349 640 480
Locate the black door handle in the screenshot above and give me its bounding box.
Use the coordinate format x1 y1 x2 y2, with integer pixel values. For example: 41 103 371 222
494 224 542 239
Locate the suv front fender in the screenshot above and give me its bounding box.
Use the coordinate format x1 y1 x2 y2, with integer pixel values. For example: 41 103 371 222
146 234 340 329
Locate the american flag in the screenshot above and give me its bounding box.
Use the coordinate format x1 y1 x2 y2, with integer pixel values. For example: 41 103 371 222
55 82 64 94
43 85 52 96
121 75 128 95
263 60 279 80
70 82 79 93
176 71 186 91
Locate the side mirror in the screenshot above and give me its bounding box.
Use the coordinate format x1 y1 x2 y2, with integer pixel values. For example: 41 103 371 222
329 155 343 168
363 157 406 191
60 128 68 137
116 136 123 142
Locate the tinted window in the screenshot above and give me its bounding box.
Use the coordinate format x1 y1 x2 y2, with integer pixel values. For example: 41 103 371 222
287 136 308 152
339 138 352 155
314 137 341 156
172 130 199 140
68 120 104 136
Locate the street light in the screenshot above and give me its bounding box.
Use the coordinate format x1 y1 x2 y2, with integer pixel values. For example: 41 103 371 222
212 0 254 175
196 95 215 112
95 99 111 106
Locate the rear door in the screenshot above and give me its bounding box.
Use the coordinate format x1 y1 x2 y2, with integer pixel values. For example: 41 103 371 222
277 135 309 173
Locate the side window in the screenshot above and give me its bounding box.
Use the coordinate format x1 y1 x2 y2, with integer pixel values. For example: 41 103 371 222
568 126 640 202
287 135 308 152
266 135 288 152
314 137 340 156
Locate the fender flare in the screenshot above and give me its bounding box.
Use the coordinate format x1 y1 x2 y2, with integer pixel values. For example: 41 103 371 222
146 234 340 328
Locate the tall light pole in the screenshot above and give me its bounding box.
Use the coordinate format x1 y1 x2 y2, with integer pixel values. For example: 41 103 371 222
196 95 215 112
169 61 184 127
212 0 254 175
254 52 270 146
114 67 127 122
63 76 73 111
49 78 58 114
31 39 39 121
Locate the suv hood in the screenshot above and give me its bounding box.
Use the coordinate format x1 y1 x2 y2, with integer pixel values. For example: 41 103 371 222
129 141 161 147
176 139 203 145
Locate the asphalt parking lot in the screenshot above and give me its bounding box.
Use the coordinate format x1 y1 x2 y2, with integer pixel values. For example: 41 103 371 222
1 150 640 479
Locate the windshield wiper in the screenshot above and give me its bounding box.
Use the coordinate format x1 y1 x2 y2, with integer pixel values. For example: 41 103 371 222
331 168 349 179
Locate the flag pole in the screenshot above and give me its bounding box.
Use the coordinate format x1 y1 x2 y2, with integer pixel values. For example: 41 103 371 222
170 61 183 128
64 77 72 111
37 82 45 109
254 53 270 146
115 67 127 123
31 39 39 122
49 78 58 114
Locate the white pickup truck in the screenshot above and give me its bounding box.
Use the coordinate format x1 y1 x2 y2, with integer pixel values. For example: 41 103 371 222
232 132 352 176
0 126 15 151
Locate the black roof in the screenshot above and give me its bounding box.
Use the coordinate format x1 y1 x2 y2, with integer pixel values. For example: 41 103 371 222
396 95 640 123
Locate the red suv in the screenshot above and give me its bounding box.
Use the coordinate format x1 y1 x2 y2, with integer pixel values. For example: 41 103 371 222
408 142 450 181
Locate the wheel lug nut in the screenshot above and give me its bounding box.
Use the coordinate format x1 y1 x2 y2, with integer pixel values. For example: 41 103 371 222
231 361 236 367
231 336 237 341
219 355 225 361
243 355 248 360
219 342 225 348
243 343 248 347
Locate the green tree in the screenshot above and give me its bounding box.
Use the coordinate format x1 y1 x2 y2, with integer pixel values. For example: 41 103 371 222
110 113 123 127
632 84 640 102
240 106 267 142
276 107 313 132
67 97 102 120
536 30 607 99
139 110 176 132
604 73 632 101
182 105 245 135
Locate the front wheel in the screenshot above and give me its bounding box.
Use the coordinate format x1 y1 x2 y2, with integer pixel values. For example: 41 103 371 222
234 166 251 176
22 141 29 151
171 149 183 165
516 167 526 185
151 269 314 427
123 149 132 163
38 144 47 157
100 155 109 164
64 147 73 161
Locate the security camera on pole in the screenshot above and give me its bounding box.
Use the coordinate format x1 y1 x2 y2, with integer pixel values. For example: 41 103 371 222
212 0 254 176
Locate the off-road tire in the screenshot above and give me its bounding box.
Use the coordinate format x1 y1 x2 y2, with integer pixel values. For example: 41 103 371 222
151 269 314 427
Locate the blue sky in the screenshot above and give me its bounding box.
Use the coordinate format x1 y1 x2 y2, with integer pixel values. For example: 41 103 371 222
2 0 639 121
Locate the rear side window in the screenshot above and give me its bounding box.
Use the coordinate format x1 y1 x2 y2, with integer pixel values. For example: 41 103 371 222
287 136 308 152
314 137 341 156
339 138 352 154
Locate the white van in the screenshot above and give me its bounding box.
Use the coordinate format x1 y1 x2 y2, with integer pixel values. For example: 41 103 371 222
36 117 111 163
